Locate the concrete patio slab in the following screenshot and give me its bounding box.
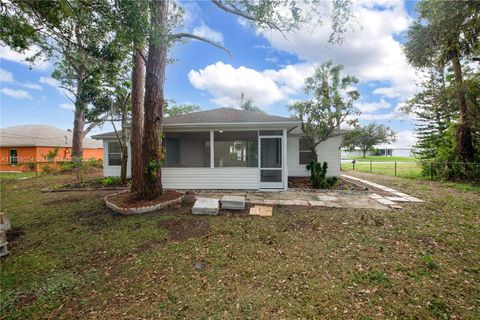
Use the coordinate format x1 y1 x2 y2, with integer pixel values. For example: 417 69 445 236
192 198 219 215
317 195 338 201
221 195 245 210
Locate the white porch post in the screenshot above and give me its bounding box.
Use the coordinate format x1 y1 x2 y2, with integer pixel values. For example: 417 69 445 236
210 130 214 168
282 128 288 190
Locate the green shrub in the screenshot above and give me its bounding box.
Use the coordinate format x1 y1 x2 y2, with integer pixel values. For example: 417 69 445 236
100 176 122 186
306 160 337 189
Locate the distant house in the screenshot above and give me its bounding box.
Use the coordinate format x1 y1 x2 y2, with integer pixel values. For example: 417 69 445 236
0 125 103 172
93 108 342 190
341 144 414 158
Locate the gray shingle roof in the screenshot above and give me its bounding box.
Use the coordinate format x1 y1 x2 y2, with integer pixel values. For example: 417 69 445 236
163 107 297 125
92 108 300 139
0 125 102 148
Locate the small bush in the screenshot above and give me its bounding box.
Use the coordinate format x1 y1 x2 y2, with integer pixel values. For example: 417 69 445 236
306 160 337 189
40 164 58 175
99 176 122 186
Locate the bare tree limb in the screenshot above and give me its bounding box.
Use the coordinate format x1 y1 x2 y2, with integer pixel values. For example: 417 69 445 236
171 33 232 57
83 113 110 137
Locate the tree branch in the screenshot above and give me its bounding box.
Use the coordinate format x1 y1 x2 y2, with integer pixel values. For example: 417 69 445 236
83 113 110 136
210 0 287 38
171 33 231 57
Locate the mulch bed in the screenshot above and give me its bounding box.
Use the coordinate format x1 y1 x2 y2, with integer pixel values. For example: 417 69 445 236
43 178 130 192
288 176 367 192
106 190 183 209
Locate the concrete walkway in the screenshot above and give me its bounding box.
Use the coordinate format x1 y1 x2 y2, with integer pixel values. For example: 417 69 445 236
197 191 390 210
196 176 424 210
341 174 424 203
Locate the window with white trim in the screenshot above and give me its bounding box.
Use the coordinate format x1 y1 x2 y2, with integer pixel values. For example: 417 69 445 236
107 141 121 166
299 137 315 165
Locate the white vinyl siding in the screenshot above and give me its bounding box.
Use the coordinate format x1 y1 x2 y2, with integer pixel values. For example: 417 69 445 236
162 168 258 189
287 135 341 177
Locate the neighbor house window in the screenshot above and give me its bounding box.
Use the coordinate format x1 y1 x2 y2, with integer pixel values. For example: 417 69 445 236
299 137 315 165
107 141 121 166
213 131 258 167
9 149 18 165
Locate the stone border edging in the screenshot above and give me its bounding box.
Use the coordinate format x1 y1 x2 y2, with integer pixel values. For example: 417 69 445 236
104 190 184 215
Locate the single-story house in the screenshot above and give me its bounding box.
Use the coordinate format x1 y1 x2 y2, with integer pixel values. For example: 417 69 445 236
92 108 342 190
341 145 414 158
0 125 103 172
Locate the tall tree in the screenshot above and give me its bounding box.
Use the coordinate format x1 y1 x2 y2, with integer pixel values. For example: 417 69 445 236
165 103 201 117
342 123 395 158
401 67 457 161
289 61 360 159
135 0 353 199
403 0 480 163
0 0 123 158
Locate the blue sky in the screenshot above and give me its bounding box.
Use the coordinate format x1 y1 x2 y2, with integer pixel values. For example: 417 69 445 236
1 0 420 147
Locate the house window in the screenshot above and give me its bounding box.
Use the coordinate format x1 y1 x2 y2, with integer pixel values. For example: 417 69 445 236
9 149 18 165
107 141 121 166
299 137 315 165
213 131 258 167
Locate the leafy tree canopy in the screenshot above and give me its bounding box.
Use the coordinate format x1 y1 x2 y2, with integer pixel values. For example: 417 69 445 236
342 123 396 158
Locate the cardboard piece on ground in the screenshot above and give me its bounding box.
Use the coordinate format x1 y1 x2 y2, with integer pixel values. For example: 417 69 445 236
249 205 273 217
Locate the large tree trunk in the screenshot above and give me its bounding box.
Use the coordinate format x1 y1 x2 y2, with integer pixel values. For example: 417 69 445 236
138 0 168 200
71 26 86 158
120 104 130 184
131 47 145 192
451 51 475 163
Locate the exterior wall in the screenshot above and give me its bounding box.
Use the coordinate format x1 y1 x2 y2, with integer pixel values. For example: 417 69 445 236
0 146 103 172
162 168 258 189
287 135 341 177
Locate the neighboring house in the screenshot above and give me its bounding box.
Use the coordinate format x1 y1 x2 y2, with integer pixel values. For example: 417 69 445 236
0 125 103 172
93 108 342 190
341 145 414 158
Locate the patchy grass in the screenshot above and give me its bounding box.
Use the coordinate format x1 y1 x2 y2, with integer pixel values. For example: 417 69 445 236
344 156 416 162
1 171 479 319
0 172 37 180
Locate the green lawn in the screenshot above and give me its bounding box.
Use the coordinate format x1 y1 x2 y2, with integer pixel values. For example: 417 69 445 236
345 156 416 162
1 172 479 319
0 172 37 180
342 161 423 178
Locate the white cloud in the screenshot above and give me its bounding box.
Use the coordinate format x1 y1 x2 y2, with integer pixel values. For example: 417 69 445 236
377 130 416 148
372 87 401 98
59 103 75 111
358 102 410 121
262 0 420 101
188 61 287 107
1 88 33 99
0 45 50 70
192 24 224 45
23 83 43 91
39 76 60 87
0 68 14 82
355 99 391 113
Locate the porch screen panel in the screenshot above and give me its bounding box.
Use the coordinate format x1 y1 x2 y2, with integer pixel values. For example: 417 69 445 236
164 132 210 167
213 131 258 167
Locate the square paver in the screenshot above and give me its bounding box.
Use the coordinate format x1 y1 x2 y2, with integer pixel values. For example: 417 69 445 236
192 197 219 215
249 206 273 217
221 195 245 210
309 201 325 206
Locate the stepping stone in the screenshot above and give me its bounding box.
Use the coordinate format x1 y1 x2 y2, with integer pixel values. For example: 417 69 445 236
293 199 310 206
221 195 245 210
385 196 410 202
309 201 325 206
317 195 337 201
374 197 396 205
192 197 219 215
249 205 273 217
368 193 383 199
